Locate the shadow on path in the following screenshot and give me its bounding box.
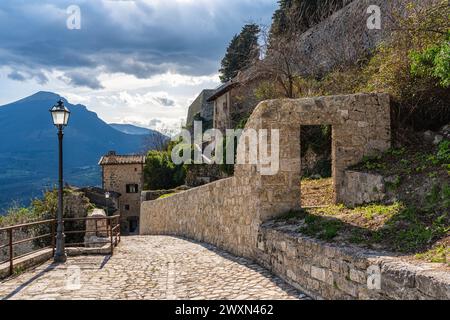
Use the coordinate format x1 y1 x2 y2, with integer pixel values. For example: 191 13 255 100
170 236 304 299
1 263 58 300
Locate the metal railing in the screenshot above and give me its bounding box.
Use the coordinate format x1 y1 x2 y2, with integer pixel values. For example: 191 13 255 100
0 215 120 277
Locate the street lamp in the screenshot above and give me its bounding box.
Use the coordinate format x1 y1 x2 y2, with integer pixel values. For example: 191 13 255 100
50 99 70 263
105 191 110 215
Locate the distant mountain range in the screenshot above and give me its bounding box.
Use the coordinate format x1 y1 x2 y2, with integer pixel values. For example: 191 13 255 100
0 91 166 213
109 123 154 135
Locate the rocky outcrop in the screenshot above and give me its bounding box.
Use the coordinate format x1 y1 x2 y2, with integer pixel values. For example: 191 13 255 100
292 0 437 76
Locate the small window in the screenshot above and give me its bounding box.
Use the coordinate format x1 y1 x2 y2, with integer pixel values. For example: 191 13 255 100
124 205 130 211
126 184 138 193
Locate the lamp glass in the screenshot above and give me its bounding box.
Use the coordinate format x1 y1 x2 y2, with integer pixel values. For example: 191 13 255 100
50 100 70 127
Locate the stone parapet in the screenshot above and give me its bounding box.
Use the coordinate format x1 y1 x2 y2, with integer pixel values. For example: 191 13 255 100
256 222 450 300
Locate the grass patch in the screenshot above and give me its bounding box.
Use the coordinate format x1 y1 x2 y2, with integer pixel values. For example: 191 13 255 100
157 193 176 199
299 215 343 241
288 194 448 257
351 142 447 177
415 244 449 264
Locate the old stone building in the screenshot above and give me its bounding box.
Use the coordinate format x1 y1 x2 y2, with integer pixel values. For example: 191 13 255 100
207 69 263 132
185 89 215 133
99 151 146 235
207 81 236 132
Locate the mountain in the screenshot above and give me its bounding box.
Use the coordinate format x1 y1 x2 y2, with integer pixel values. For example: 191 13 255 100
0 91 165 212
110 123 154 135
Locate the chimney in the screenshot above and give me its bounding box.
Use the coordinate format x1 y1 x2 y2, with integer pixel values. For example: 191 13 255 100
108 151 116 156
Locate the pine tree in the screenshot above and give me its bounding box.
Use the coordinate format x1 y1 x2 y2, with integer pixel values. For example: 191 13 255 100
219 24 260 83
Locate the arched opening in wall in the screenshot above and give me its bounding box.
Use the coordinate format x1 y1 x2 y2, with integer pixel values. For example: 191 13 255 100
300 125 333 207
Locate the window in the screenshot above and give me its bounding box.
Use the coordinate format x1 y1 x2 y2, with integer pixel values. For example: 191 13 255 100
124 204 130 211
126 184 138 193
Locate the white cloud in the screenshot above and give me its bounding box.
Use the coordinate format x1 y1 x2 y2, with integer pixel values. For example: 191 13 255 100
0 0 275 133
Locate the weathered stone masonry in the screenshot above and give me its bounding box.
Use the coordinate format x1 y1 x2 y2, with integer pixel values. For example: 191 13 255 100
141 93 391 255
140 93 449 299
256 222 450 300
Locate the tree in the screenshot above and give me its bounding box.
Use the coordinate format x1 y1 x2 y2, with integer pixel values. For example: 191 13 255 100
143 150 186 190
219 24 260 83
256 26 308 98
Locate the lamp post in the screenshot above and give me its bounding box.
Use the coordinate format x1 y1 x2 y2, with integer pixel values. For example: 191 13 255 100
105 191 110 216
50 99 70 263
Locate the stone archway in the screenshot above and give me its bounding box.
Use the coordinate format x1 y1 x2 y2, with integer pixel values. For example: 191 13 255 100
141 93 391 259
235 93 391 222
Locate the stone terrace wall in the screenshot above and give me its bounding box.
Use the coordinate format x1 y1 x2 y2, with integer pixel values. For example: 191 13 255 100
342 170 389 206
141 93 391 260
256 222 450 300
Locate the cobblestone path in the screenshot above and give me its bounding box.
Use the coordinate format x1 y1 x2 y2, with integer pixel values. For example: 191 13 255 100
0 236 309 300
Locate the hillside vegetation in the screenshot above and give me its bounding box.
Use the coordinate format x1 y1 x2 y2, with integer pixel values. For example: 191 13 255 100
259 0 450 131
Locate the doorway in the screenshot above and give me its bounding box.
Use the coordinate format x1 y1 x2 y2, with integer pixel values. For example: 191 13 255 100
300 125 333 207
128 217 139 235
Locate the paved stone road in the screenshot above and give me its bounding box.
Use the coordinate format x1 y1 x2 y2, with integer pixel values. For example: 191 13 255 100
0 236 308 300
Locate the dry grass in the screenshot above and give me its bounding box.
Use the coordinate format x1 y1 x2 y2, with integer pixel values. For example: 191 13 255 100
300 178 334 207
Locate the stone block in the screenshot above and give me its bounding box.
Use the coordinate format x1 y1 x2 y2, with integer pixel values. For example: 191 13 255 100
311 266 327 282
349 269 367 284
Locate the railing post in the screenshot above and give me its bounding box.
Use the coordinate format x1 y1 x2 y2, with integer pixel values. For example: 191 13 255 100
109 219 113 256
51 220 56 257
8 229 13 276
118 217 121 244
114 217 118 246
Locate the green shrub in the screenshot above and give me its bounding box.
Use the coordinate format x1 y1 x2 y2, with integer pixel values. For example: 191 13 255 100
0 205 38 227
144 150 186 190
436 140 450 164
410 33 450 88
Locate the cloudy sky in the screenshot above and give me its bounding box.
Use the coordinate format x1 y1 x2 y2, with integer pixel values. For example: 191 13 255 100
0 0 277 133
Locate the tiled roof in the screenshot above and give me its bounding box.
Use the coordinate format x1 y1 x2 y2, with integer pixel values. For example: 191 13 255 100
98 152 145 165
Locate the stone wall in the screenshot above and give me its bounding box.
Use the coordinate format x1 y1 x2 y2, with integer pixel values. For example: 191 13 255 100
186 89 215 133
213 92 231 133
185 164 228 188
141 93 392 259
229 72 266 128
342 170 387 206
141 178 258 257
256 222 450 300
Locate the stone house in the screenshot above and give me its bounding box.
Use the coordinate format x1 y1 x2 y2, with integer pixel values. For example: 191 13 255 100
207 81 237 132
185 89 215 133
99 151 146 235
207 69 264 132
